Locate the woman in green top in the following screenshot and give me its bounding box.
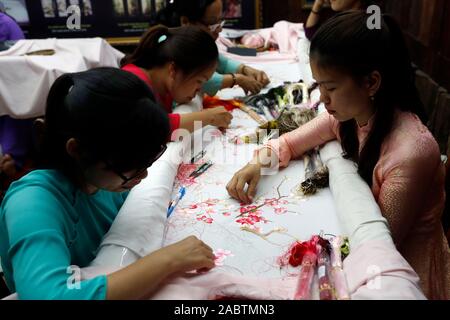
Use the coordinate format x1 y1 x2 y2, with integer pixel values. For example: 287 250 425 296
157 0 271 96
0 68 215 300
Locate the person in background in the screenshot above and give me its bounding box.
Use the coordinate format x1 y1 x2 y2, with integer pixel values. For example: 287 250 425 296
227 12 450 299
304 0 376 40
122 25 232 135
0 2 24 41
157 0 270 96
0 3 33 200
0 68 215 300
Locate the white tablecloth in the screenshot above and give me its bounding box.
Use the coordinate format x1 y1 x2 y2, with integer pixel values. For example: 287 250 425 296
0 38 124 118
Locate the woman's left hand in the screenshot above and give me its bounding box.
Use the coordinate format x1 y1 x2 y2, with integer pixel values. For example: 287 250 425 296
242 66 270 87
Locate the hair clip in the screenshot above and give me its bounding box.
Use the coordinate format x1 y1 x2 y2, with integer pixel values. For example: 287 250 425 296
158 35 168 44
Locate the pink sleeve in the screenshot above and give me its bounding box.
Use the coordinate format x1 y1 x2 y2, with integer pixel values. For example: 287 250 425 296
376 139 443 246
344 240 425 299
266 112 340 167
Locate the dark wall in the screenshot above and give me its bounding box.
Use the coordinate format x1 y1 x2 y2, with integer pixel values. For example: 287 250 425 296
384 0 450 91
261 0 449 90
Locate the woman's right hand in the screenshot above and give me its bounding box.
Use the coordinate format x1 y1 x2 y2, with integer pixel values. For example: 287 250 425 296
205 106 233 129
313 0 327 9
236 74 264 95
226 163 262 204
166 236 215 273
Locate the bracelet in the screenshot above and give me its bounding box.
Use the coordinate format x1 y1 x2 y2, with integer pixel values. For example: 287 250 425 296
230 73 237 87
311 9 321 14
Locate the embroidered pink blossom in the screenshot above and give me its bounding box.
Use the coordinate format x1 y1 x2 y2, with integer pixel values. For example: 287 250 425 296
176 164 198 186
236 214 267 226
274 207 288 215
240 205 260 214
214 249 234 266
264 198 289 206
236 217 253 225
196 214 214 224
204 218 213 224
222 212 232 217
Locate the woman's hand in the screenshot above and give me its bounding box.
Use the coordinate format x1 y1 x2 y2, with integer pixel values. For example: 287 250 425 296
106 236 215 300
165 236 215 273
236 74 264 95
205 106 233 129
242 66 270 87
226 163 262 204
313 0 328 10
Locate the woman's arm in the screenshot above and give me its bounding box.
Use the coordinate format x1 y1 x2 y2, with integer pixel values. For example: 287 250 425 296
226 112 338 203
3 189 109 299
265 112 339 167
376 143 444 247
215 55 269 94
106 236 214 300
304 0 327 40
306 0 326 28
177 107 233 133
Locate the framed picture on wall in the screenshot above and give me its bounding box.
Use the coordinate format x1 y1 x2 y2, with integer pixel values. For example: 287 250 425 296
223 0 262 29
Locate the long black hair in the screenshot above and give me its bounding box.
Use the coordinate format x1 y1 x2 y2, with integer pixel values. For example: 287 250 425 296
156 0 216 27
310 11 426 186
40 67 170 188
121 24 218 77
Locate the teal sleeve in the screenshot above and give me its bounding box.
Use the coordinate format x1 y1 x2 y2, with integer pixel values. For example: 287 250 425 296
217 54 241 74
202 55 242 96
3 187 108 300
202 72 224 96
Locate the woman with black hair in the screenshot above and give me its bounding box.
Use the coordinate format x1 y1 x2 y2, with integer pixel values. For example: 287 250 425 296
0 68 215 299
227 11 450 299
305 0 377 40
122 24 232 134
157 0 270 96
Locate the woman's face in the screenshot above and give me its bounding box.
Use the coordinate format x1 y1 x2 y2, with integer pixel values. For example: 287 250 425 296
170 63 217 104
182 0 223 40
84 163 148 193
310 58 375 126
329 0 362 11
